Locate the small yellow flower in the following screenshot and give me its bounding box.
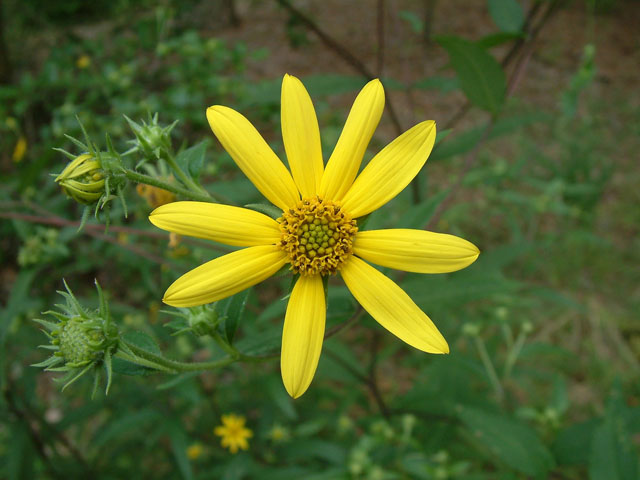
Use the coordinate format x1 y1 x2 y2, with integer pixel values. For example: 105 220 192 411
12 136 27 163
268 424 290 443
150 74 480 398
214 414 252 454
186 443 204 460
76 54 91 69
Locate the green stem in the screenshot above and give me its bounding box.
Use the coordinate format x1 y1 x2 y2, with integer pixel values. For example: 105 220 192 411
473 336 504 401
503 330 527 379
162 151 210 198
208 331 263 363
119 340 237 373
122 169 215 203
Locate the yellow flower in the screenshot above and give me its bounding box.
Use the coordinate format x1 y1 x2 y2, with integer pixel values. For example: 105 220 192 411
12 135 27 163
76 54 91 69
186 443 204 460
214 414 252 454
150 74 480 398
268 424 290 443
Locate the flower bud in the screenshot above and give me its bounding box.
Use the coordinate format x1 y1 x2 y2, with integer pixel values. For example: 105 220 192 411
125 114 177 162
165 304 221 337
55 153 105 204
33 281 119 395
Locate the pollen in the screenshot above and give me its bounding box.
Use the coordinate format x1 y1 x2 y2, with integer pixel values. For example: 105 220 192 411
279 197 357 276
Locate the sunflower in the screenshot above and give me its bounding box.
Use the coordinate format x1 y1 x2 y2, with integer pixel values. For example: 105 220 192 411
150 74 479 398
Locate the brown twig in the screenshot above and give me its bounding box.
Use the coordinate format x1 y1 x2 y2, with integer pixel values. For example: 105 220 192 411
275 0 404 136
0 211 183 268
324 345 390 418
376 0 385 77
423 0 559 229
1 200 233 253
0 0 12 84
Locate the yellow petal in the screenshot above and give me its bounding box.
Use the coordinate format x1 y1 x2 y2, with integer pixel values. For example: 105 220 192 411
340 256 449 354
206 106 300 210
318 79 384 202
353 229 479 273
281 74 324 197
163 245 287 307
150 201 280 247
341 121 436 218
281 274 325 399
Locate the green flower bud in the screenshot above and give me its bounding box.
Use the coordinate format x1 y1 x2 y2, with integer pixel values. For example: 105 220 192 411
164 304 221 338
462 322 481 337
58 317 107 367
55 153 105 204
125 113 177 163
33 281 119 396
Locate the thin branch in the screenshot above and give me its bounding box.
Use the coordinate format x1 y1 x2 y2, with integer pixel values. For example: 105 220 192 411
325 345 390 418
0 202 233 253
275 0 404 136
367 331 391 418
376 0 385 77
423 0 560 229
325 304 363 338
0 211 183 268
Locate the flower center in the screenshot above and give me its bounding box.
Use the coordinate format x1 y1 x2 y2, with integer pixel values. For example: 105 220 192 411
279 197 357 276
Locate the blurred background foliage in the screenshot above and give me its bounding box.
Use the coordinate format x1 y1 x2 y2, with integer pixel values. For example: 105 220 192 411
1 0 639 479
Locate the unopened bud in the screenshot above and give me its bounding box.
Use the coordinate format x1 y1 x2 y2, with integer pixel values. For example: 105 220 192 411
56 154 105 204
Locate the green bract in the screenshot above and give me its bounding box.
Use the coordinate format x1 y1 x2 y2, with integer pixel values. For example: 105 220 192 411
33 281 119 396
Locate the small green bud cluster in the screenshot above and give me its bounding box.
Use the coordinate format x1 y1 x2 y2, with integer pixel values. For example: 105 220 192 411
164 304 221 338
33 281 119 396
124 113 177 163
17 227 69 267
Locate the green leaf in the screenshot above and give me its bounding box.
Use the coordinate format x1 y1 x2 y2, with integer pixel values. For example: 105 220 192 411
488 0 525 33
175 141 207 181
436 36 506 114
589 384 640 480
478 31 524 49
92 410 161 449
458 406 555 477
266 376 298 420
553 418 600 466
589 419 639 480
281 439 347 465
412 76 460 93
430 112 548 162
395 188 450 229
220 289 250 344
398 10 423 34
245 203 283 220
168 423 194 480
1 269 39 346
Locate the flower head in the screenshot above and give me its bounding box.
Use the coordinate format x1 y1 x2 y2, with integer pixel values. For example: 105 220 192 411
56 153 106 204
186 443 204 460
150 74 480 398
214 414 252 454
33 281 119 395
